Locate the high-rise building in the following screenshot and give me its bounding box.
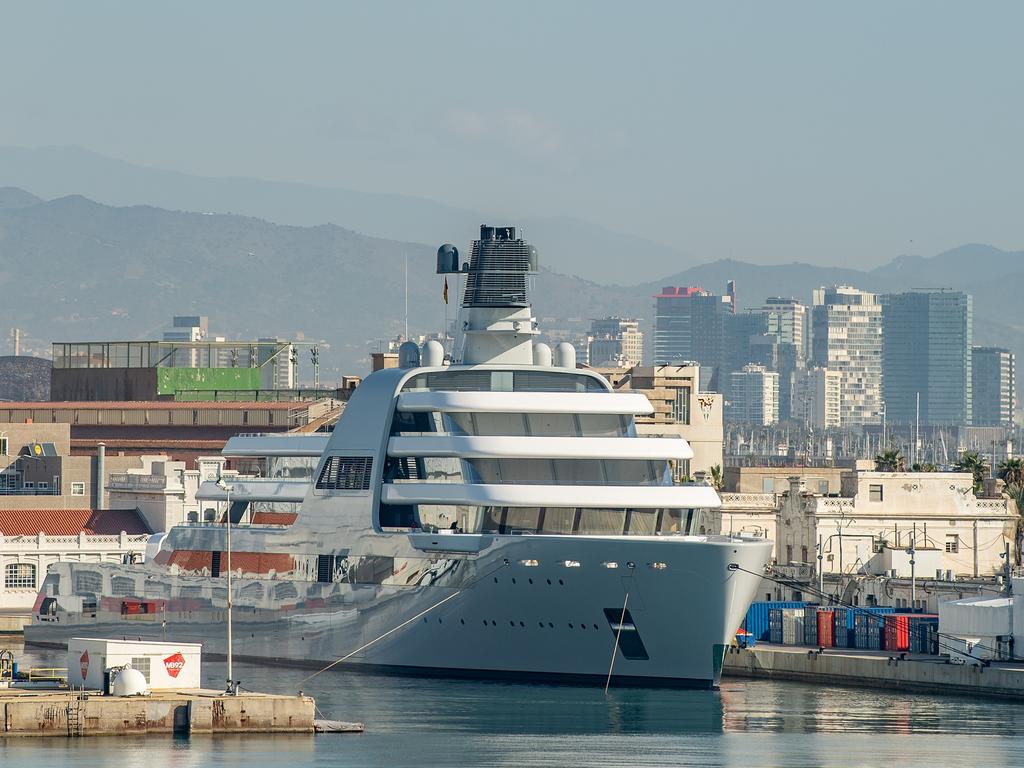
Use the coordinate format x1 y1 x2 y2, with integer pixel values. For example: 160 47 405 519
163 315 209 367
257 337 297 389
727 364 779 425
653 285 732 390
794 367 842 429
882 291 972 426
811 286 883 426
588 317 643 367
972 347 1016 427
762 297 808 360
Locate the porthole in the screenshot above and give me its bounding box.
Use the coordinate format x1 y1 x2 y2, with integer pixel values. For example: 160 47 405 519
548 622 554 628
512 578 517 585
491 620 497 626
528 578 533 585
538 622 544 628
559 579 564 586
494 577 498 583
569 623 574 629
509 620 515 627
546 579 552 585
460 619 465 625
482 620 488 626
519 621 525 627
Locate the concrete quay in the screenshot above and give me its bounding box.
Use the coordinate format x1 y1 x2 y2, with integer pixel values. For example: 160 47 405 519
0 687 332 737
723 644 1024 700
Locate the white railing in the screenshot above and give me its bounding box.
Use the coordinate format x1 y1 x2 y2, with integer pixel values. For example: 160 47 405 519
107 474 169 489
719 493 778 509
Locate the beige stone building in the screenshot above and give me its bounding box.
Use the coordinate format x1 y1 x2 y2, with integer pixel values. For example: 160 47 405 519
593 364 723 478
779 471 1018 578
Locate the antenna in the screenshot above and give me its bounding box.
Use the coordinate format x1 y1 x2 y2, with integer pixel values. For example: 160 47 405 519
404 253 409 341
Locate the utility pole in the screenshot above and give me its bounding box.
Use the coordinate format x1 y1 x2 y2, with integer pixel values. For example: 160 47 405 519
909 523 917 611
217 479 236 695
817 534 824 597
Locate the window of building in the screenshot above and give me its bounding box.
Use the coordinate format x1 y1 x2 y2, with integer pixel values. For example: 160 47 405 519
786 544 793 563
37 481 48 489
70 482 86 496
130 657 151 683
0 436 7 455
818 481 829 494
23 482 34 489
5 562 37 589
671 388 691 423
762 478 774 493
945 535 960 554
869 484 883 502
801 546 809 564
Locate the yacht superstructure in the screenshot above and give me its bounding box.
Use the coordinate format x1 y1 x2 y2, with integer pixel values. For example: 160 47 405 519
26 225 771 687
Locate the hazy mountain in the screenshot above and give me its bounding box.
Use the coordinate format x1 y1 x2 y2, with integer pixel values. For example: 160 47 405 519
0 356 51 401
0 145 690 284
0 186 41 210
0 189 1020 384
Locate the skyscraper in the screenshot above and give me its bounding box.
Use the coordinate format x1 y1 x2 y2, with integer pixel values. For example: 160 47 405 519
762 297 808 360
653 286 732 390
811 286 883 426
794 367 842 429
881 291 972 426
727 364 779 425
972 346 1016 427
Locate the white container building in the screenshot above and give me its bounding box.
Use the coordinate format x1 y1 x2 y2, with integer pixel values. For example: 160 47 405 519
67 637 202 690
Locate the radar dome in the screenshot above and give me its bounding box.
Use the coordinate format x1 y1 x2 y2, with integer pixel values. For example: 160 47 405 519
553 342 576 369
398 341 421 368
437 244 459 274
421 340 445 367
110 666 149 697
532 343 552 367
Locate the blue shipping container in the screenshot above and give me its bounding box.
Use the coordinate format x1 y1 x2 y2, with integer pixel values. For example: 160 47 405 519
742 601 808 643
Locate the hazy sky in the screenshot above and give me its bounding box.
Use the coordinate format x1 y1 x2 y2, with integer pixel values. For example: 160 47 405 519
2 1 1021 267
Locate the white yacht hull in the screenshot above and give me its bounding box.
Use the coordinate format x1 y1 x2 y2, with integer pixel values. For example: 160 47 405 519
26 535 770 687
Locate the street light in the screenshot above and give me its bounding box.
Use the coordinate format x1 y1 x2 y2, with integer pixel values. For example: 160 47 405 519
216 477 236 695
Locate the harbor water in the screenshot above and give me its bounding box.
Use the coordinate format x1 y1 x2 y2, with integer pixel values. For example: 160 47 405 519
3 641 1024 767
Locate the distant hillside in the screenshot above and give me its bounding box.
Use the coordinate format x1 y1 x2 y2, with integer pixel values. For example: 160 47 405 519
0 189 1020 384
0 145 691 284
0 356 51 401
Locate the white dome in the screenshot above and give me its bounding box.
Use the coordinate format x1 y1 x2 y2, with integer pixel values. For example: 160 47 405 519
110 667 150 697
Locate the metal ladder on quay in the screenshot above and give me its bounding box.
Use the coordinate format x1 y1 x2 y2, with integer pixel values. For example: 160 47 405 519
66 687 87 737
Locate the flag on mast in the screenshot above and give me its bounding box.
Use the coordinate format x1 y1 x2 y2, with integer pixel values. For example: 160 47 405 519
443 277 449 304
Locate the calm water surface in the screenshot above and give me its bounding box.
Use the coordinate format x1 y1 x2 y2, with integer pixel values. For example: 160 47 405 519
2 641 1023 767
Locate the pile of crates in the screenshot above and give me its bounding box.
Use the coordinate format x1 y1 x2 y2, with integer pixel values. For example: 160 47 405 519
741 601 940 654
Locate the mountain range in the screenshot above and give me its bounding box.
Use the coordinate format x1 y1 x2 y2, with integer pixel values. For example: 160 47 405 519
0 176 1020 386
0 145 690 285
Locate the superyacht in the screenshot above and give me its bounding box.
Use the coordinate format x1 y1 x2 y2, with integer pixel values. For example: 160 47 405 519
26 225 772 687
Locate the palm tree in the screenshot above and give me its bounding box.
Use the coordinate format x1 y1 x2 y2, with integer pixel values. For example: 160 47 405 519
709 464 725 491
911 462 938 472
954 450 990 493
874 449 906 472
998 457 1024 490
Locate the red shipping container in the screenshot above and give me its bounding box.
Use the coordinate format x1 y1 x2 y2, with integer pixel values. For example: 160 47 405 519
817 610 834 647
884 614 910 651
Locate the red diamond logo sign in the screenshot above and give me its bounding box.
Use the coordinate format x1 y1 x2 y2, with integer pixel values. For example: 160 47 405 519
163 651 186 679
79 650 89 681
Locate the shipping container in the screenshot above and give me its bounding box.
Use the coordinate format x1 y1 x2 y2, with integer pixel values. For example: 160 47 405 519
782 608 805 645
769 609 783 644
907 615 939 654
884 614 910 651
67 637 202 690
804 606 821 645
742 601 808 643
817 610 835 647
832 608 851 648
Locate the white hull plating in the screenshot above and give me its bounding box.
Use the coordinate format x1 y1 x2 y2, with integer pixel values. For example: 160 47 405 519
27 534 770 687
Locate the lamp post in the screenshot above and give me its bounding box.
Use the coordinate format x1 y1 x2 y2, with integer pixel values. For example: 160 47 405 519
217 478 236 695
